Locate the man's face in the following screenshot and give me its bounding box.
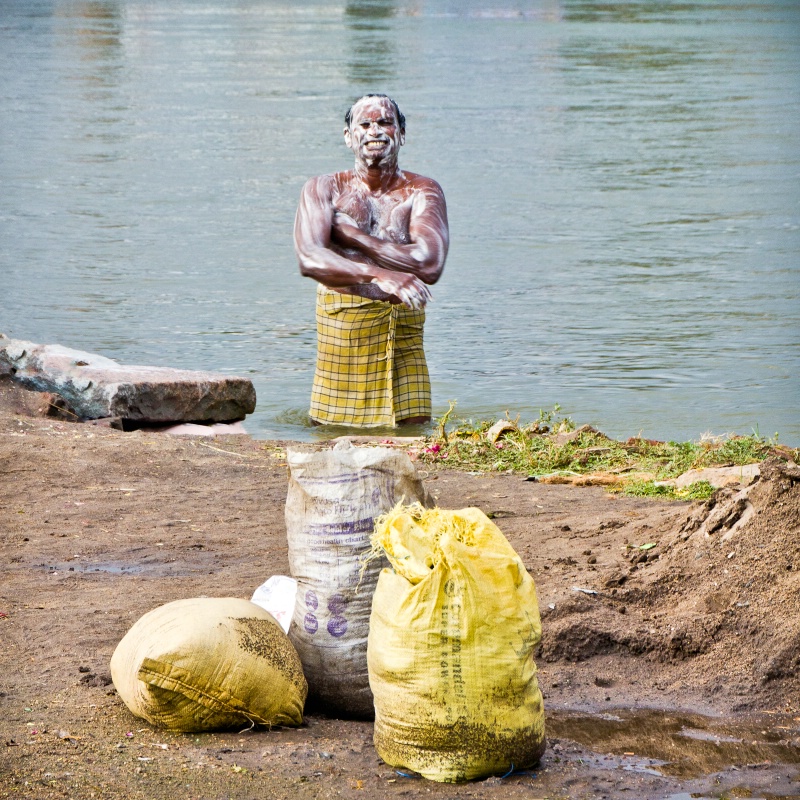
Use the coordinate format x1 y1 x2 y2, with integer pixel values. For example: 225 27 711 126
344 97 405 168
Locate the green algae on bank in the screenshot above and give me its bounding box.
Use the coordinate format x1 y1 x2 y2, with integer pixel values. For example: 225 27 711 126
418 406 797 500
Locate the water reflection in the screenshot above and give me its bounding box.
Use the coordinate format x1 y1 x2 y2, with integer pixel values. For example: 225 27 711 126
566 42 702 71
563 1 710 25
56 1 123 88
54 2 127 174
345 0 398 83
547 708 800 779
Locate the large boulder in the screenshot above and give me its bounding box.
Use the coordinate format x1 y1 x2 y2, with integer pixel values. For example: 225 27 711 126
0 337 256 423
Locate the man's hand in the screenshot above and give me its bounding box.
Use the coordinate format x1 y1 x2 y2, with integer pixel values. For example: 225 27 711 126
332 209 432 308
332 209 360 232
372 270 432 310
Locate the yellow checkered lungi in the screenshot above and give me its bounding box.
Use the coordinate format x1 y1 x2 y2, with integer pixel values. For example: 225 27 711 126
310 286 431 426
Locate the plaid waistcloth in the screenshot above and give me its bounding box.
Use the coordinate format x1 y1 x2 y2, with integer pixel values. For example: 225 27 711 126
310 286 431 426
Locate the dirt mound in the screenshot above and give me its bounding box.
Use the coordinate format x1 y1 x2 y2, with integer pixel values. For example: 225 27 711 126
538 457 800 711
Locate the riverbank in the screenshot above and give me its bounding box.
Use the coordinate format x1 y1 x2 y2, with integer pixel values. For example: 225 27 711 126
1 404 798 799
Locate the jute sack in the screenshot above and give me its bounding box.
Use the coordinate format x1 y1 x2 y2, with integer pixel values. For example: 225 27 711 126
110 597 307 732
368 504 545 782
285 440 429 718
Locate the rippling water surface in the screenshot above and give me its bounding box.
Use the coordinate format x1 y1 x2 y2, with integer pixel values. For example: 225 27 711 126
2 1 798 443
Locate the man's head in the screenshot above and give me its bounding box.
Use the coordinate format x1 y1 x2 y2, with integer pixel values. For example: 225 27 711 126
345 94 405 131
344 94 406 169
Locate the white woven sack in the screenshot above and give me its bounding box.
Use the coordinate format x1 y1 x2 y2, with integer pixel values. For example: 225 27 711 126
285 440 429 718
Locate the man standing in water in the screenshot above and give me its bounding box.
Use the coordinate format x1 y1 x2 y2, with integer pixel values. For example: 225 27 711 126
294 94 449 427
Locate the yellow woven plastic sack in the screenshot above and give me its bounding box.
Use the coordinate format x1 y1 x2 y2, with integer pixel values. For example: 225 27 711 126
367 504 545 782
110 597 307 732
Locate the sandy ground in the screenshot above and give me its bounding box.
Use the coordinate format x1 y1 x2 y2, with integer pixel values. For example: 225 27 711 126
1 387 799 799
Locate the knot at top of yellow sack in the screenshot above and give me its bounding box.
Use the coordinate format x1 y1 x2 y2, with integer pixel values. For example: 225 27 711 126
368 502 509 585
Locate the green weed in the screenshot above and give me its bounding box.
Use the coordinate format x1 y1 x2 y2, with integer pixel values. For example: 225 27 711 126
418 406 790 499
621 479 716 501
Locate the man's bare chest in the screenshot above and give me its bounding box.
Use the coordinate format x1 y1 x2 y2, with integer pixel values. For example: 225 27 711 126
334 189 414 242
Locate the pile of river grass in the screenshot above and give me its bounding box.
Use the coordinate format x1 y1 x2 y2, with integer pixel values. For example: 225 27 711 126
417 406 797 500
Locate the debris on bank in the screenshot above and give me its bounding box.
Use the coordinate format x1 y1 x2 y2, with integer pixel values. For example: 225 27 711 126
418 413 797 500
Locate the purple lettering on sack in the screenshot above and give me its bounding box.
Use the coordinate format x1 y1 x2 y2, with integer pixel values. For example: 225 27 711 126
306 518 375 537
327 593 347 616
304 612 318 634
305 590 318 610
327 616 348 638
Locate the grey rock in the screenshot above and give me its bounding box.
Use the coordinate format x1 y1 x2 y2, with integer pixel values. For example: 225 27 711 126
0 338 256 422
669 464 760 489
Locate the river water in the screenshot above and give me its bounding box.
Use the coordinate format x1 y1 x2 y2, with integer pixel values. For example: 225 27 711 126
2 1 798 444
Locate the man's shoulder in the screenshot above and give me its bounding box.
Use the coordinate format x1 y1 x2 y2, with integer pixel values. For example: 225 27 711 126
302 171 353 194
401 171 445 194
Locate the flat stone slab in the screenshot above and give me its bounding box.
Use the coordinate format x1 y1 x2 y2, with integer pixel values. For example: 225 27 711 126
0 337 256 423
661 464 761 489
675 464 761 488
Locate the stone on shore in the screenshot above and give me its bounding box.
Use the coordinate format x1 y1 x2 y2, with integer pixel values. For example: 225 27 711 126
661 464 761 489
0 337 256 423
